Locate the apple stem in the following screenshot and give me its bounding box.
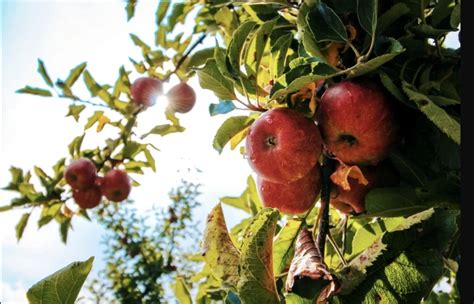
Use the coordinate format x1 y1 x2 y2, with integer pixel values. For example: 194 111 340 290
315 154 335 261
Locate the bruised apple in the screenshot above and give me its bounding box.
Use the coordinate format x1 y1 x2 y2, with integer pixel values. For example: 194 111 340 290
131 77 163 108
246 108 323 184
257 165 321 215
317 80 400 165
64 158 97 190
166 82 196 113
330 161 399 214
73 185 102 209
100 169 131 202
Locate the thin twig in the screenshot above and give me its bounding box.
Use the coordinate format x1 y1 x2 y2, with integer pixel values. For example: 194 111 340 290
315 154 335 260
327 232 348 267
164 33 207 82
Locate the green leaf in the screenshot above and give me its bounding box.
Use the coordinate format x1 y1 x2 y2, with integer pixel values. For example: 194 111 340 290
215 6 239 37
270 61 338 99
37 59 53 87
26 257 94 304
173 277 192 304
167 3 186 28
270 33 293 78
245 18 277 76
187 47 215 69
378 71 412 107
156 1 170 27
450 3 460 29
196 59 236 100
202 203 240 289
389 150 428 187
16 213 30 241
272 219 305 275
237 208 280 303
130 33 151 52
213 116 255 154
60 218 72 244
364 187 428 217
227 20 258 73
83 71 112 105
65 62 87 88
68 134 85 157
16 86 52 97
38 202 62 228
347 38 405 78
402 81 460 145
140 124 185 139
84 111 104 130
0 205 13 212
357 0 378 36
209 100 236 116
143 148 156 172
376 3 410 35
66 104 86 122
410 24 454 38
307 3 348 43
125 0 137 21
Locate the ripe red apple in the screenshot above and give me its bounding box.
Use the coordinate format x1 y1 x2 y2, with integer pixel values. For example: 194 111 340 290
317 80 400 165
166 82 196 113
131 77 163 108
64 158 97 190
246 107 323 184
257 165 321 215
330 161 399 214
100 169 131 202
73 185 102 209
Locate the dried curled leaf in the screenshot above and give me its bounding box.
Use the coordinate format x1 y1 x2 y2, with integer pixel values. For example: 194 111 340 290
290 80 324 115
286 229 340 303
330 162 368 191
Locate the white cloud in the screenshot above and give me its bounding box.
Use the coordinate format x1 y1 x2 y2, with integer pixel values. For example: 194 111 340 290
1 281 28 304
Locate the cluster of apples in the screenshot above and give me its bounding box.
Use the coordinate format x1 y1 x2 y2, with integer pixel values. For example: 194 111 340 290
63 158 131 210
246 79 400 215
131 77 196 113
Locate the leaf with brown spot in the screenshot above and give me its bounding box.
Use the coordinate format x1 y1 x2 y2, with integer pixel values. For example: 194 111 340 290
202 203 240 289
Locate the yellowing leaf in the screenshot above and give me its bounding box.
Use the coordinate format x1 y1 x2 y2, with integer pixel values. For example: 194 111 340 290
96 114 110 132
202 203 240 289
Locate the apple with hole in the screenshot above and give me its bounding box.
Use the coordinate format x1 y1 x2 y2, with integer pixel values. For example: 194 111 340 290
131 77 163 108
100 169 131 202
258 165 321 215
73 184 103 209
246 107 323 184
330 161 400 214
64 158 97 190
166 82 196 113
317 79 400 165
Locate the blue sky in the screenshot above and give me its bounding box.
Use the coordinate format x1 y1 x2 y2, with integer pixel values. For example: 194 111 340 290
1 1 250 302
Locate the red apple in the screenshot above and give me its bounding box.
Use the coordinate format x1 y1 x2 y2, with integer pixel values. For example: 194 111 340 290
317 80 400 165
100 169 131 202
73 185 102 209
64 158 97 190
246 107 323 184
166 82 196 113
330 161 399 214
131 77 163 108
258 165 321 215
